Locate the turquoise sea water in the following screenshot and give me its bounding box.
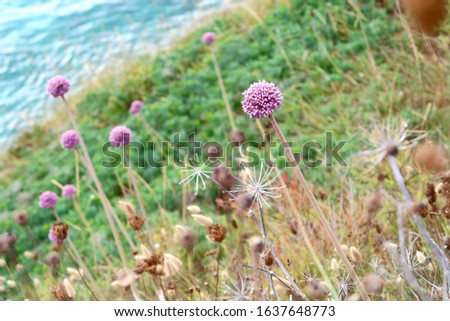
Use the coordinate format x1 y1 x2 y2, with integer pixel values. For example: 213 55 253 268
0 0 227 146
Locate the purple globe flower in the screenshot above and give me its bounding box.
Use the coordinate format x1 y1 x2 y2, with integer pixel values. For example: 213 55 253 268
130 100 143 114
48 229 63 244
39 191 58 209
109 126 133 147
61 184 76 198
242 80 283 119
47 75 70 98
60 130 80 149
202 32 216 45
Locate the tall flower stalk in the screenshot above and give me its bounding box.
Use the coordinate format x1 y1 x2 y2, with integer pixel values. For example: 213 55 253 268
47 75 128 266
241 80 369 301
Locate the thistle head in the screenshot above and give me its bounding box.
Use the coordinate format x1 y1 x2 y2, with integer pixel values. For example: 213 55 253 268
61 184 76 198
13 211 29 227
202 32 216 44
109 125 133 147
39 191 58 209
60 130 80 149
47 75 70 97
130 100 143 115
242 80 283 119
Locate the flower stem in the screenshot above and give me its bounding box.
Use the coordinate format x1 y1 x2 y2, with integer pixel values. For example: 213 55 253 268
215 244 221 300
268 114 369 301
61 96 128 267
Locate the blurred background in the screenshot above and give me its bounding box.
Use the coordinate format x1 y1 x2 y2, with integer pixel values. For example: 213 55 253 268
0 0 231 147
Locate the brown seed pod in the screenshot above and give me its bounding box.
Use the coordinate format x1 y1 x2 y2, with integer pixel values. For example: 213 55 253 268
144 253 165 276
410 201 428 217
175 225 197 249
13 211 29 227
206 144 222 159
386 143 399 157
366 192 383 214
45 252 61 269
205 223 227 243
248 236 264 254
229 130 246 145
127 215 145 231
51 222 69 241
413 143 449 174
212 166 235 191
305 280 329 300
402 0 448 34
363 273 384 295
264 251 274 267
236 193 253 211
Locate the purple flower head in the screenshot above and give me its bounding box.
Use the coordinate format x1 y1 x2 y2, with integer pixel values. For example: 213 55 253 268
109 126 133 147
130 100 143 115
202 32 216 45
47 75 70 98
39 191 58 209
60 130 80 149
242 80 283 119
48 229 63 244
61 184 76 198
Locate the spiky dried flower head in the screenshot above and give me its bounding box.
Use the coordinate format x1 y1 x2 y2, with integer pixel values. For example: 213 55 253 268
229 130 246 145
13 211 29 226
191 214 213 227
202 31 216 44
186 205 201 214
413 142 449 174
60 130 80 149
206 223 227 243
130 100 143 114
111 269 135 289
242 80 283 119
248 236 264 254
127 215 145 231
51 222 69 241
39 191 58 208
402 0 448 34
179 162 212 195
363 273 384 295
109 125 133 147
175 225 197 249
45 252 61 269
47 75 70 97
61 184 76 198
349 246 362 263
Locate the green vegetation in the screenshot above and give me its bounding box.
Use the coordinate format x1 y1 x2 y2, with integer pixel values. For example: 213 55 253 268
1 0 449 301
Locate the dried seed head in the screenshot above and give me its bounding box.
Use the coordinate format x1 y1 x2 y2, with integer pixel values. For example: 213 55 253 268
229 131 246 145
363 273 384 295
1 232 17 246
366 192 383 214
127 215 145 231
51 222 69 241
174 225 197 249
349 246 362 263
305 280 329 300
236 193 253 211
163 254 182 277
119 200 136 217
45 251 61 269
13 211 29 227
139 253 165 276
191 214 213 227
212 166 235 191
410 202 428 217
111 269 135 289
248 236 264 254
264 251 274 267
206 145 222 158
186 205 201 214
413 142 448 174
205 223 227 243
385 143 399 157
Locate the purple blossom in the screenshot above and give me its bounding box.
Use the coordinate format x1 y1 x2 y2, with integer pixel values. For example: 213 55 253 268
242 80 283 119
47 75 70 98
109 126 133 147
60 130 80 149
62 184 76 198
202 32 216 45
48 229 63 244
39 191 58 209
130 100 143 114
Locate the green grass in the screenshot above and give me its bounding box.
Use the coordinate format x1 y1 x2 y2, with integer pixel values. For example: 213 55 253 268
1 0 449 300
